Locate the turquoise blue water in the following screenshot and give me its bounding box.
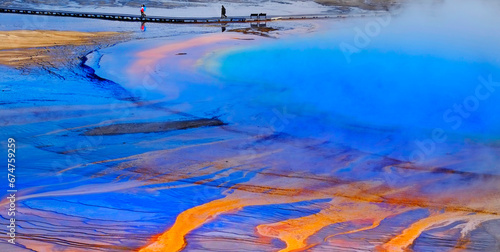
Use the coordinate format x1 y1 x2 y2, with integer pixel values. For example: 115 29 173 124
215 40 500 137
212 26 500 146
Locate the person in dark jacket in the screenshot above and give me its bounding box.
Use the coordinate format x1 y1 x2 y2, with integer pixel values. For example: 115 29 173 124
221 5 227 18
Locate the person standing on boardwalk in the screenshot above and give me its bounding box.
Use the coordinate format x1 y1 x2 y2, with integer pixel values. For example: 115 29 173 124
221 5 227 18
141 4 146 18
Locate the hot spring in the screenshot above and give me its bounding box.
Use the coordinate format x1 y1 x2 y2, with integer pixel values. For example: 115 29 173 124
206 0 500 165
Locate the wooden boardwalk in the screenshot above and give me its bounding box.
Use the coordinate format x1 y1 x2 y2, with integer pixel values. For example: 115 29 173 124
0 7 346 24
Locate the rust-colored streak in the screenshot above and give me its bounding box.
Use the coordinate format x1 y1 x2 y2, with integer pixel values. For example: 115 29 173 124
138 189 323 252
138 197 244 252
257 199 406 252
378 212 500 251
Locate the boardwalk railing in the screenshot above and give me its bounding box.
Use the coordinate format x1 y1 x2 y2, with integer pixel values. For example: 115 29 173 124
0 7 390 24
0 7 345 24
